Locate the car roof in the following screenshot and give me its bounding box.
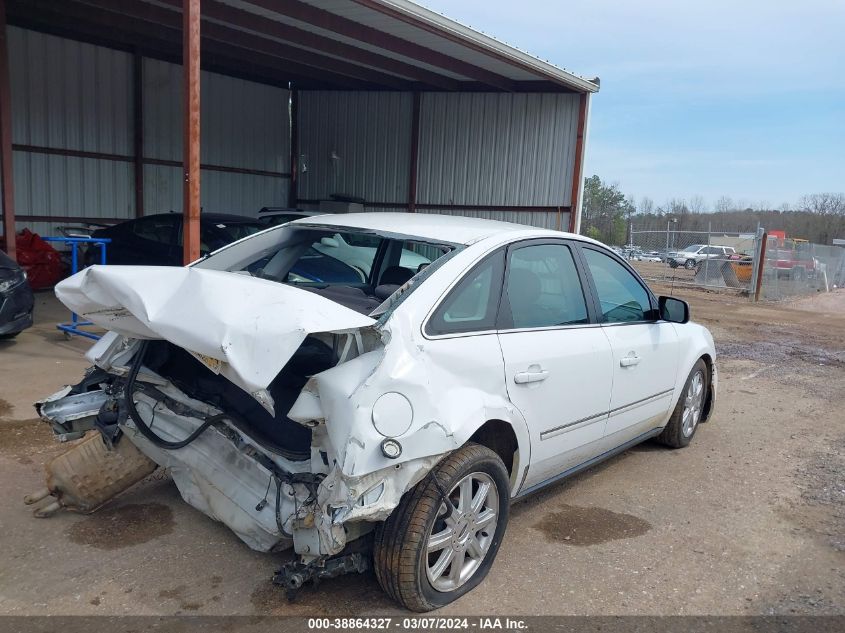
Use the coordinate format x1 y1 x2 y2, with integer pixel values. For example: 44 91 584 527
201 213 262 224
290 212 571 246
134 212 262 224
258 208 320 216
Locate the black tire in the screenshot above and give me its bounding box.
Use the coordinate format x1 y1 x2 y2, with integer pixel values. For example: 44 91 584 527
669 260 678 269
0 332 20 340
656 359 709 449
684 258 697 270
373 443 510 612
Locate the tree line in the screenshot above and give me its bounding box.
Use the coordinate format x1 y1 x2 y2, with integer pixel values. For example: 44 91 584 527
580 175 845 246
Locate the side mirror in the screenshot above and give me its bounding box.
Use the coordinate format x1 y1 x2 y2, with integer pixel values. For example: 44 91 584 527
320 236 339 248
658 296 690 324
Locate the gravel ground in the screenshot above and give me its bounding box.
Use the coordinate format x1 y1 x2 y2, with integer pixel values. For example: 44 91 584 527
0 289 843 616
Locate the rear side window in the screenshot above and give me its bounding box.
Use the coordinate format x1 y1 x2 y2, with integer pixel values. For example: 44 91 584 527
426 251 504 336
583 248 651 323
132 216 178 244
501 243 589 329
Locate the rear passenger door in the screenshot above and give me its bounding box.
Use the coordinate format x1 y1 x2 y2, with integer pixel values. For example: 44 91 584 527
578 245 679 444
496 240 615 491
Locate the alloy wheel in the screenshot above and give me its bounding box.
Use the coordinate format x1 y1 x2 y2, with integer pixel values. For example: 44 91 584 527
425 472 499 592
682 370 705 437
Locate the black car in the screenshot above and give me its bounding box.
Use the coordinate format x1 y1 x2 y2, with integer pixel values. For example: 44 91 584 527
89 212 363 283
0 250 34 338
88 213 265 266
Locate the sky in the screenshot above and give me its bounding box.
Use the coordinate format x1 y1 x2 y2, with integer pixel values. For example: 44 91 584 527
417 0 845 211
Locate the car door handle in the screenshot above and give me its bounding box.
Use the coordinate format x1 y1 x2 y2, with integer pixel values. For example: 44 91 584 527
620 353 641 367
514 369 549 384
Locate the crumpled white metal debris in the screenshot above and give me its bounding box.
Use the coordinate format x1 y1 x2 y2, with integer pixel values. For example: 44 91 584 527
55 265 375 405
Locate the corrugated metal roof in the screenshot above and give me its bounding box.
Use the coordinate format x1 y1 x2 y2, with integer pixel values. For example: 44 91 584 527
288 0 599 91
6 1 597 94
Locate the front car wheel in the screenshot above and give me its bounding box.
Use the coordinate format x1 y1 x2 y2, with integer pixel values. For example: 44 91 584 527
656 358 709 448
373 444 510 611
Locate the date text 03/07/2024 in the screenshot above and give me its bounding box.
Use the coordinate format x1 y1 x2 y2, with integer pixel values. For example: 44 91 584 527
306 617 528 630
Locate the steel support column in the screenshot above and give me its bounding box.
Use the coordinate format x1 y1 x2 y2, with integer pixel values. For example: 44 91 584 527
0 0 15 259
182 0 201 264
568 92 589 234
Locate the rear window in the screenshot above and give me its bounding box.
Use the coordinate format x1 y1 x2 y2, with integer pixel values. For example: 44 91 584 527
197 226 453 295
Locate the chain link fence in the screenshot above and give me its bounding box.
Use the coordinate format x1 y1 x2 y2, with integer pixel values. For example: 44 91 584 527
623 225 845 301
624 227 763 293
759 239 845 300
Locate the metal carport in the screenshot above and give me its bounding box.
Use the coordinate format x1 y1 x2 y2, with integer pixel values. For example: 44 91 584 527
0 0 599 263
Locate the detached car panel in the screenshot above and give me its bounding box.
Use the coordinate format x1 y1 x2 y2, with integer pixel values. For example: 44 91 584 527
32 213 717 611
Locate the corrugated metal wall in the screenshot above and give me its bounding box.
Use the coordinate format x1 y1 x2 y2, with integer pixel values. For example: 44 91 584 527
415 208 567 231
6 26 579 241
6 27 290 239
297 91 578 230
9 27 134 236
297 91 412 209
417 92 579 208
143 59 289 214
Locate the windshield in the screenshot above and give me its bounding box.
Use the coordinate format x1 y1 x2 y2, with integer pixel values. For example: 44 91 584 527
195 224 456 315
681 244 706 252
200 221 264 252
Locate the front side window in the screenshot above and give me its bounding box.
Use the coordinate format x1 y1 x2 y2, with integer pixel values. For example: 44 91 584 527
426 251 504 335
583 248 651 323
502 243 589 329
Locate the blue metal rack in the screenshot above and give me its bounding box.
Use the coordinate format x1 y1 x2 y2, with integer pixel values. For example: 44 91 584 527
42 236 111 340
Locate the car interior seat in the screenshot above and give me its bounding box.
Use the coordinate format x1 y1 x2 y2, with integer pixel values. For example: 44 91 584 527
374 265 415 300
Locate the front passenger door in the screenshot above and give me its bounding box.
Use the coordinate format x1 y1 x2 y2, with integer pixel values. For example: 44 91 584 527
579 246 679 444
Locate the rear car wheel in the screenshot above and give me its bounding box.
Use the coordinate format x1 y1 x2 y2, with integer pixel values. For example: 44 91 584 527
373 443 510 611
657 359 709 448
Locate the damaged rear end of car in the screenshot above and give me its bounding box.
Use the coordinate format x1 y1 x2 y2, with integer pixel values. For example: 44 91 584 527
30 259 451 590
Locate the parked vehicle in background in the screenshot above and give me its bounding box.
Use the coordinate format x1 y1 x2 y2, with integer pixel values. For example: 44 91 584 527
87 212 364 283
258 208 322 226
36 213 717 611
87 213 265 266
669 244 736 269
0 249 34 338
640 251 664 262
772 248 819 280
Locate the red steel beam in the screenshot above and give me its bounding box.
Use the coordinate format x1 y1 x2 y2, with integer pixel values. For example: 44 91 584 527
0 0 14 259
568 93 589 234
182 0 201 265
245 0 515 91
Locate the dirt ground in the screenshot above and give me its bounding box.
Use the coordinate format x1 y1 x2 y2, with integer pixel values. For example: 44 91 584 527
0 288 843 616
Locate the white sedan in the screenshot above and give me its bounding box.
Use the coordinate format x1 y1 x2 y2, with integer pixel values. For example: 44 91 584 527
35 213 717 611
